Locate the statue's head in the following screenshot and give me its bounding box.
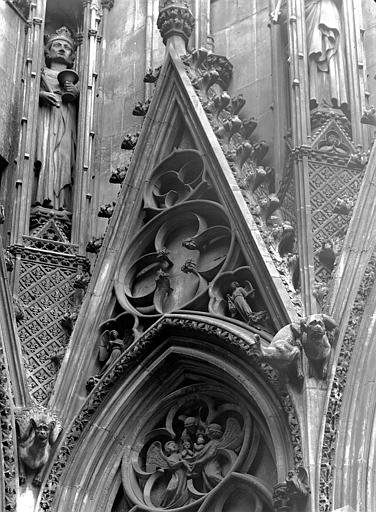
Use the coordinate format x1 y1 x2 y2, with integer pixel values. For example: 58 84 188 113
183 416 197 434
45 26 75 68
207 423 223 440
164 440 178 454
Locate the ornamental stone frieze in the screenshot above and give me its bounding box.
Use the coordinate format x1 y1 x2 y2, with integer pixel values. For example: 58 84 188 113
182 48 301 312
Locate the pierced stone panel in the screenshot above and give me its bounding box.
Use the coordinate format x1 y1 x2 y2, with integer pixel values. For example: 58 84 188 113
16 250 82 403
308 160 363 282
143 149 207 217
116 200 234 317
121 386 274 512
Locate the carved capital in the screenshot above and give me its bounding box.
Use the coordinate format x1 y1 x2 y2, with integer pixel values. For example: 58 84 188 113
157 1 195 47
101 0 114 9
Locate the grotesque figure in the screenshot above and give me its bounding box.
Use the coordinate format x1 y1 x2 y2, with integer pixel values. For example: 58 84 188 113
300 314 337 379
34 27 79 211
18 417 58 486
254 325 304 384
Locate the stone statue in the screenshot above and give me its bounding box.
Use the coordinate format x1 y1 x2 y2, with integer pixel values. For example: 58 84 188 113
98 330 125 375
227 281 267 325
192 419 242 492
34 27 79 211
146 440 191 508
305 0 347 110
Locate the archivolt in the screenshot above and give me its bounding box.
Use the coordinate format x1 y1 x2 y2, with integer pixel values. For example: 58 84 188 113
38 315 298 512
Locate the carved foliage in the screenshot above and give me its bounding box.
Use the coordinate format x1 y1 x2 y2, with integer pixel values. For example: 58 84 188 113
0 346 17 512
319 256 376 511
183 48 301 309
157 2 195 45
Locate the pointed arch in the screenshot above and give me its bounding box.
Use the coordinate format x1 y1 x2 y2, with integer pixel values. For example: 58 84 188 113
39 315 300 512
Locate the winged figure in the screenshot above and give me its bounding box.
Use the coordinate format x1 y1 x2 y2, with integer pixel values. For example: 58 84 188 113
145 440 191 508
192 418 243 491
227 281 267 325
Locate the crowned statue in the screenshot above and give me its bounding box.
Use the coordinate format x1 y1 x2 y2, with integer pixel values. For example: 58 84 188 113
34 26 79 211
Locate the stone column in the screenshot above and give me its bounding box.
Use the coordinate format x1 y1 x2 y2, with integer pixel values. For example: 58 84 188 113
11 0 47 244
71 0 103 251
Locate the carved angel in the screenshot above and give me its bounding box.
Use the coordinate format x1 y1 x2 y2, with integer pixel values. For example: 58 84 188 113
98 329 125 375
192 418 243 491
146 440 191 508
227 281 267 325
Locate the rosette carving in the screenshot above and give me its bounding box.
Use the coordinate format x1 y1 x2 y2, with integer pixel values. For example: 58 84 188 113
121 388 274 511
143 149 207 216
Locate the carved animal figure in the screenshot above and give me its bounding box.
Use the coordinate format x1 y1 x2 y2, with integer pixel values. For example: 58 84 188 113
18 418 56 486
254 324 304 384
300 314 337 379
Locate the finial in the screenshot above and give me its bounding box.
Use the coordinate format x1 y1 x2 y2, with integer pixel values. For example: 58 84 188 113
157 0 195 51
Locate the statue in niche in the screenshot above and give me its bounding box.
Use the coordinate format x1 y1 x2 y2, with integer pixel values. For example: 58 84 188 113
305 0 348 111
227 281 267 325
98 330 126 375
34 26 79 211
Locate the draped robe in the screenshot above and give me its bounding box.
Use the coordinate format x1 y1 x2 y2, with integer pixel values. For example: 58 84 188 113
305 0 347 109
35 68 77 210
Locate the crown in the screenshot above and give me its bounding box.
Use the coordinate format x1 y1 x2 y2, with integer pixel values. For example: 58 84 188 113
46 26 75 48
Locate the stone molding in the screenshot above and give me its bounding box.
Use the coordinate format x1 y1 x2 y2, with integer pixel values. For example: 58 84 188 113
39 316 303 510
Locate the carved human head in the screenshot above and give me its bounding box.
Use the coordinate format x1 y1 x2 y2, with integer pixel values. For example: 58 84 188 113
164 440 178 454
207 423 223 439
109 330 119 339
184 416 197 434
45 27 75 68
230 281 239 291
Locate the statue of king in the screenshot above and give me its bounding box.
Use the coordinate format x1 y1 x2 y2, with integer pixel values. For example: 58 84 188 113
34 26 79 211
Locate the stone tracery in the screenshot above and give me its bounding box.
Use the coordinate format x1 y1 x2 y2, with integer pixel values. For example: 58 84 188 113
121 389 274 512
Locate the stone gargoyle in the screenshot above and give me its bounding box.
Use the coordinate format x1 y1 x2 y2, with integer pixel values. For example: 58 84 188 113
254 323 304 385
300 313 337 379
254 313 337 383
17 409 61 487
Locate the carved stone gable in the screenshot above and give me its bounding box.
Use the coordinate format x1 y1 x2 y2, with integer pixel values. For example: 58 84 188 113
311 117 355 157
